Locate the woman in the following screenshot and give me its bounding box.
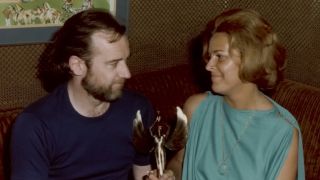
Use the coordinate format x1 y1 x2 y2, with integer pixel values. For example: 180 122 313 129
167 8 305 180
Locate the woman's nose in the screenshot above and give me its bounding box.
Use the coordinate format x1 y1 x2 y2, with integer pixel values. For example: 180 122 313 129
205 57 217 71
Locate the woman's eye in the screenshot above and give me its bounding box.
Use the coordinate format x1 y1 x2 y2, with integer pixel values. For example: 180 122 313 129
203 53 228 63
203 52 209 58
216 54 226 61
203 53 210 63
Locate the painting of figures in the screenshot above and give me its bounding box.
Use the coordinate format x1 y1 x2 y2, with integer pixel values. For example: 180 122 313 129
0 0 115 28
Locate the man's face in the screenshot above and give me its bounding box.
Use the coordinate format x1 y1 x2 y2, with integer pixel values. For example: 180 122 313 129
82 32 131 102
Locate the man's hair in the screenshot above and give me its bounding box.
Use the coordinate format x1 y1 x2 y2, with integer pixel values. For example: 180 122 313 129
202 8 286 91
37 9 126 92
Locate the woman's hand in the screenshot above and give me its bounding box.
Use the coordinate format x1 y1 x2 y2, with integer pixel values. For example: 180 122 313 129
145 169 175 180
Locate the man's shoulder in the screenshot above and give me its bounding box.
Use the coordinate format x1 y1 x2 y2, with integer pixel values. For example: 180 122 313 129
20 84 68 120
121 89 150 103
117 90 154 119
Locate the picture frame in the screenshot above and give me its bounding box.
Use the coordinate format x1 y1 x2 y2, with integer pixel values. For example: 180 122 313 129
0 0 130 45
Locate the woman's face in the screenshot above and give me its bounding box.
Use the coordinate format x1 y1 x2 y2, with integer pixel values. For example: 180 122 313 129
205 32 245 95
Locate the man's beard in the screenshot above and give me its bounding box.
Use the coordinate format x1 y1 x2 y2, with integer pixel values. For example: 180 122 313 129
81 75 124 102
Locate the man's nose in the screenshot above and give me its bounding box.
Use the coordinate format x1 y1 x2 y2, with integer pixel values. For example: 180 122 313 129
118 61 131 79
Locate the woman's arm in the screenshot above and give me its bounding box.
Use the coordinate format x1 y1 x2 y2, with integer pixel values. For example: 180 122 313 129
133 164 151 180
146 93 207 180
166 93 207 180
277 128 298 180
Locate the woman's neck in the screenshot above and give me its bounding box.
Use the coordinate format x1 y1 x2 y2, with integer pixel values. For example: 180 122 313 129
224 86 272 110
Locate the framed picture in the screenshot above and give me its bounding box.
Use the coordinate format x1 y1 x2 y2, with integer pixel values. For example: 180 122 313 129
0 0 130 45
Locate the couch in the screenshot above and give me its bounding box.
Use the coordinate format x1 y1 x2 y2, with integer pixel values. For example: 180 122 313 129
1 64 319 180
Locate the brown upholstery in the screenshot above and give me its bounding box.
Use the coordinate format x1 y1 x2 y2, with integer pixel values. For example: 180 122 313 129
125 64 201 120
0 108 22 180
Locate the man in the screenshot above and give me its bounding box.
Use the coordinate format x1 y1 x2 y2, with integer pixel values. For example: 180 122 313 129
11 9 154 180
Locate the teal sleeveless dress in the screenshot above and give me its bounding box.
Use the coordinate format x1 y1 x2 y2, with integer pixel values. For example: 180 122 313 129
182 92 305 180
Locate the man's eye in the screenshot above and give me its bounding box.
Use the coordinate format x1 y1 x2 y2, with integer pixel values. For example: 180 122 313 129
106 61 118 68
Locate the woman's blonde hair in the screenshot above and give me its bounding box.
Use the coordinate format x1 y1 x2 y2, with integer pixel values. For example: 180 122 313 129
202 8 286 90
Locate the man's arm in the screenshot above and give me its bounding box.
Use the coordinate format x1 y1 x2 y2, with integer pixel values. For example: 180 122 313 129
11 113 50 179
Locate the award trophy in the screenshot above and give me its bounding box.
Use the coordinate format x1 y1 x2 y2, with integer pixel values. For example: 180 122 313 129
132 107 188 177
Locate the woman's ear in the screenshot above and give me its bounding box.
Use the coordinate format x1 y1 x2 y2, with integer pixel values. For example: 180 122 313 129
69 55 87 76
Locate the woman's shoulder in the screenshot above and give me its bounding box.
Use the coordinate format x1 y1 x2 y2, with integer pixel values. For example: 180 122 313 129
183 92 210 122
185 92 208 105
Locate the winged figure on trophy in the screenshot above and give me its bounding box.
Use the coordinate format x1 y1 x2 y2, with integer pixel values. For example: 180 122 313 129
132 107 188 177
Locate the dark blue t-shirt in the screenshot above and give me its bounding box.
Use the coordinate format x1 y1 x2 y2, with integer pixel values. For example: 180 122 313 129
11 84 155 180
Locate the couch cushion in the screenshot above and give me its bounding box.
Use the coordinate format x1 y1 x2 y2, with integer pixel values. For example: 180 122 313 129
0 108 23 180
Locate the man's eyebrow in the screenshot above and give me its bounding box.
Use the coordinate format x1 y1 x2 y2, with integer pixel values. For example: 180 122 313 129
105 59 122 64
105 53 131 63
111 58 123 61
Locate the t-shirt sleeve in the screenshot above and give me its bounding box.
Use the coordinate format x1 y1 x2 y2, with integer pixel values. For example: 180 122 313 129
11 112 52 180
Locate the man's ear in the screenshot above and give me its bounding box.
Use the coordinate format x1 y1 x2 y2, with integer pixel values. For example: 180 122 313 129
69 55 87 76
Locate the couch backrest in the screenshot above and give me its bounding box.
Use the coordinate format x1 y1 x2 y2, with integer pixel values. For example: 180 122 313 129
125 64 201 121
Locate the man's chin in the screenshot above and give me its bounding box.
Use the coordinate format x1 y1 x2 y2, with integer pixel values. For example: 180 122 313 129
105 87 125 101
108 91 123 101
113 82 125 89
90 89 123 102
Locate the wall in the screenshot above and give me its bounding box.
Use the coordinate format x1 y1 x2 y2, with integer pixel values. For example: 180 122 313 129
1 0 320 109
0 44 47 109
128 0 320 86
